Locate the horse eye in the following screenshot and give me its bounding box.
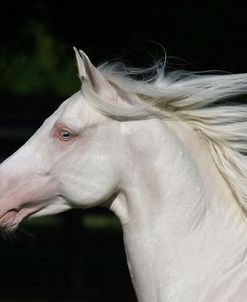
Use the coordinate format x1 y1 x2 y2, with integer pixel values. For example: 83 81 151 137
59 130 73 141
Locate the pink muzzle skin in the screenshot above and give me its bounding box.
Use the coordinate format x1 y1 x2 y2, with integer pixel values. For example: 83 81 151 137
0 204 46 232
0 175 58 230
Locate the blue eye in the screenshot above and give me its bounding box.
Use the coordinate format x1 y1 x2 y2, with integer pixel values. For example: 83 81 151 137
59 130 72 141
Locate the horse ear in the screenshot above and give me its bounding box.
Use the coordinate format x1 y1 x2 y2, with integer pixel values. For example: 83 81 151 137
73 47 87 82
73 47 116 100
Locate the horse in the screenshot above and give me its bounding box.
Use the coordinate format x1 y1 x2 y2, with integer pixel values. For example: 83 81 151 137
0 47 247 302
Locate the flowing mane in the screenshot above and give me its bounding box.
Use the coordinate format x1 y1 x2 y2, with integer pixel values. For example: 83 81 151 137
82 61 247 216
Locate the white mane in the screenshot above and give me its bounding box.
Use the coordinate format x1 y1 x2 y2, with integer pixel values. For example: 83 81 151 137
82 61 247 215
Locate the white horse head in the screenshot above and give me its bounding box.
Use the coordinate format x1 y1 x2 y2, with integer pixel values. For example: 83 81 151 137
1 48 247 302
0 49 123 229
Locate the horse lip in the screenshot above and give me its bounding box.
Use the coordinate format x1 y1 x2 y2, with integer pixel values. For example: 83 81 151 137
0 198 54 230
0 205 44 230
0 208 19 220
0 209 19 228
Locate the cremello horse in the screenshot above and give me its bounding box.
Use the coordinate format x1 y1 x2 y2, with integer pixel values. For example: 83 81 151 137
0 48 247 302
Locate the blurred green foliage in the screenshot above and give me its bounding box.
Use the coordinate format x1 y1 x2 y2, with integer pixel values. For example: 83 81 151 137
0 22 79 96
25 213 121 230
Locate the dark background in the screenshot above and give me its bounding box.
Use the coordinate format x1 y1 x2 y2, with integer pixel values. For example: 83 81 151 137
0 1 247 301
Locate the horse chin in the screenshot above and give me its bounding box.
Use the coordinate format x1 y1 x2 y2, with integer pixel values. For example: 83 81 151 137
0 206 44 234
0 197 70 236
0 210 19 233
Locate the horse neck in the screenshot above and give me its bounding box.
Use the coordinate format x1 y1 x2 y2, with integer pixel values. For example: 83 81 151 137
111 119 247 302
